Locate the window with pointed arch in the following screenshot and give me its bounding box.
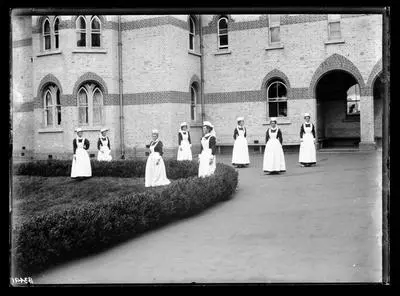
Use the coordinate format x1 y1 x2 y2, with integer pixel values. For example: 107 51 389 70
190 83 200 121
43 84 61 127
43 18 51 50
217 16 228 49
267 79 287 118
90 16 101 47
189 16 196 51
54 17 60 49
77 83 104 126
76 16 87 47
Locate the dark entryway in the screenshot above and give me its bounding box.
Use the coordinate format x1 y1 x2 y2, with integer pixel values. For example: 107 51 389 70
316 70 361 148
373 74 383 148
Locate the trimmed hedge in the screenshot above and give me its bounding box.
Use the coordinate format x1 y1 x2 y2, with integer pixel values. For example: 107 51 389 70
13 159 199 179
12 163 238 276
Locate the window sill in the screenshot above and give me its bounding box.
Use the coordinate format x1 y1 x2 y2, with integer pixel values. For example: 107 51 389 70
189 121 204 127
38 127 64 133
78 126 104 132
265 44 284 51
262 119 291 125
188 50 202 57
36 50 62 57
214 50 231 56
72 48 107 54
324 39 345 45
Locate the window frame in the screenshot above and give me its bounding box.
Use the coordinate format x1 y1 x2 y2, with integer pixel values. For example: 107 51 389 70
90 16 102 48
268 15 281 45
267 80 288 118
77 83 104 126
189 16 196 51
42 18 51 51
53 17 60 49
190 84 197 121
327 14 342 40
76 15 87 48
217 17 229 49
346 84 361 117
43 84 61 128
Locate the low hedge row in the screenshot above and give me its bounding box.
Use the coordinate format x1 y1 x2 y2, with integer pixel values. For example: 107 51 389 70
12 163 238 276
13 159 199 179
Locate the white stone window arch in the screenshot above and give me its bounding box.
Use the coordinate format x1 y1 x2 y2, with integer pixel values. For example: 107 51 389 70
77 83 104 125
42 18 51 50
267 80 288 118
76 16 87 47
217 16 228 49
189 16 196 51
90 16 101 47
53 17 60 49
43 84 61 127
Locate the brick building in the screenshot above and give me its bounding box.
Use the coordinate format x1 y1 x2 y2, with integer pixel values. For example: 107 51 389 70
11 13 383 160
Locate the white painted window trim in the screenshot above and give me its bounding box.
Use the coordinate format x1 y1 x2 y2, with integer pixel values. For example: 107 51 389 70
53 16 60 49
90 15 102 48
43 85 61 128
190 85 197 122
217 17 229 49
77 83 104 126
267 80 288 119
189 16 195 51
327 14 342 41
268 15 281 46
42 18 51 52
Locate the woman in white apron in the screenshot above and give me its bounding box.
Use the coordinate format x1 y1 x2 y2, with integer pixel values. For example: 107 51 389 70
145 129 171 187
263 118 286 174
299 113 317 167
177 122 192 161
198 121 217 178
71 128 92 178
97 128 112 162
232 117 250 168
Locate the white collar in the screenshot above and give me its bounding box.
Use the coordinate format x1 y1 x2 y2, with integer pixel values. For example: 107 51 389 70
237 125 245 130
151 139 159 145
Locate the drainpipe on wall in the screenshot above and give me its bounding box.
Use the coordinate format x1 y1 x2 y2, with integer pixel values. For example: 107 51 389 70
199 15 205 123
118 16 125 159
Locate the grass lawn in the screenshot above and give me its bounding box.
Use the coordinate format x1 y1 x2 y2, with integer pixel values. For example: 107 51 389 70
12 176 148 226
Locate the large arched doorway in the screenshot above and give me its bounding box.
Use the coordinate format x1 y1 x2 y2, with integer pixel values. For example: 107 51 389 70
316 70 361 148
373 74 383 148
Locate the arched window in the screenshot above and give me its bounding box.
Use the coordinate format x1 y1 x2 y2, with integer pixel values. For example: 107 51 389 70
190 84 198 121
43 18 51 50
43 84 61 127
76 16 87 47
267 80 287 118
77 83 104 125
54 17 60 49
189 16 195 51
90 16 101 47
218 17 228 49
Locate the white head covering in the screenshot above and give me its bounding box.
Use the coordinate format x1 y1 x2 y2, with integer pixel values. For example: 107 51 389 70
203 121 216 137
270 117 277 124
100 128 109 133
152 129 159 134
237 116 244 122
304 113 311 118
75 128 82 133
180 122 188 129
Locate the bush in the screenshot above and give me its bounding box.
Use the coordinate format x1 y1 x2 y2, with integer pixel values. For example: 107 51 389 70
12 163 238 276
13 159 199 180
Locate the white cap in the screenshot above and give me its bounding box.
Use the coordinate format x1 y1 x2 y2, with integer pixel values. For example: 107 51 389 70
100 128 109 133
270 117 277 123
304 113 311 118
180 122 188 127
75 128 82 133
237 117 244 122
203 121 214 128
152 129 159 134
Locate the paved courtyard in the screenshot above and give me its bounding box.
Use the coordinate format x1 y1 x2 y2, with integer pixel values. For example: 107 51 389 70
33 151 383 284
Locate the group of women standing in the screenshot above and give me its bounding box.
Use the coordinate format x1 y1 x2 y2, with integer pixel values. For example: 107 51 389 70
70 112 316 185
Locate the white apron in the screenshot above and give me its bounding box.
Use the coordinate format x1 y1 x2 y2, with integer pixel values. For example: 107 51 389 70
71 137 92 178
232 127 250 165
198 135 216 178
177 131 192 161
145 140 171 187
263 128 286 172
97 137 112 162
299 123 316 164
